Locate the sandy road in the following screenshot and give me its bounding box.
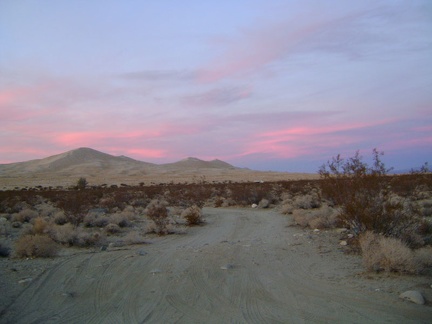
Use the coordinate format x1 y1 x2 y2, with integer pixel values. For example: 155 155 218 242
1 208 431 323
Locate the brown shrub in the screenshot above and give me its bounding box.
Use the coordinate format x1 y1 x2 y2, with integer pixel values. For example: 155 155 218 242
359 231 417 274
181 205 203 226
14 234 59 258
32 217 50 235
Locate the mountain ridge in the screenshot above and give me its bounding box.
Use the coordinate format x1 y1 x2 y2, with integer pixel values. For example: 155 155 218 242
0 147 237 175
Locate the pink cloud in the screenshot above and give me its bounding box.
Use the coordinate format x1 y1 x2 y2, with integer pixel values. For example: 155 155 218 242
235 118 401 160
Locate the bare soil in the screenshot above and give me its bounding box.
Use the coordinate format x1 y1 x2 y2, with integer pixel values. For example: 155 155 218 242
1 208 431 323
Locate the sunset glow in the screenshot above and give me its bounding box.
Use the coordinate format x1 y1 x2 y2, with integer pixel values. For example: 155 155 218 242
0 1 431 172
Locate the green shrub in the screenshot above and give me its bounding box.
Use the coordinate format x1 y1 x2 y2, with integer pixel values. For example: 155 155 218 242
76 177 88 190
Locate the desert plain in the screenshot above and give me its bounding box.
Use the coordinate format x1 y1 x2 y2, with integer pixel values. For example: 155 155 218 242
0 148 431 323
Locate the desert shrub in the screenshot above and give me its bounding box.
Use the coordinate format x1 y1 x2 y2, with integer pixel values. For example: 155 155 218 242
109 213 132 228
293 192 321 209
291 206 338 229
35 203 57 217
53 211 68 225
145 220 158 234
319 149 420 240
49 223 77 245
12 209 38 223
145 200 169 235
181 205 203 226
258 199 270 208
76 177 88 190
359 231 417 274
14 234 59 258
123 230 146 245
73 230 104 247
419 199 432 217
214 196 224 208
280 202 294 215
308 206 339 229
32 217 50 235
56 191 90 226
105 223 121 234
83 212 109 228
414 246 432 273
292 210 312 227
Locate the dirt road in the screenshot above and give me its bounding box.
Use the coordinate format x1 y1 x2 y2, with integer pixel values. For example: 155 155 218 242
1 208 431 323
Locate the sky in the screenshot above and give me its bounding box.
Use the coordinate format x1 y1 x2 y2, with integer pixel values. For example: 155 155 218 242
0 0 431 172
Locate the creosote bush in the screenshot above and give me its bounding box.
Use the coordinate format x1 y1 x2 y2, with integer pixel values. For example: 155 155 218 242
319 149 421 242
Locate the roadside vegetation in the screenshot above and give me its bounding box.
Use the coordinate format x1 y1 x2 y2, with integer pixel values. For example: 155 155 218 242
318 149 432 274
0 153 431 275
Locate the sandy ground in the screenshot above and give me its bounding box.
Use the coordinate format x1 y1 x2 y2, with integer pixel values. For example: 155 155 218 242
0 170 319 190
1 208 431 323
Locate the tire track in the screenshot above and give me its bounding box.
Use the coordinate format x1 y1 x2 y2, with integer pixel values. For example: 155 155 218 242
3 208 432 323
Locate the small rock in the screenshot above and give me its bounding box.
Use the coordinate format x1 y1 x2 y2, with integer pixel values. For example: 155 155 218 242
313 229 320 233
220 264 234 270
18 278 33 285
347 234 354 239
399 290 425 305
251 204 258 208
150 269 161 275
340 240 348 246
336 228 348 233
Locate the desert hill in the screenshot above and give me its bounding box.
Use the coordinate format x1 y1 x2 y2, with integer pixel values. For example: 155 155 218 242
0 148 318 189
161 157 236 170
0 148 155 175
